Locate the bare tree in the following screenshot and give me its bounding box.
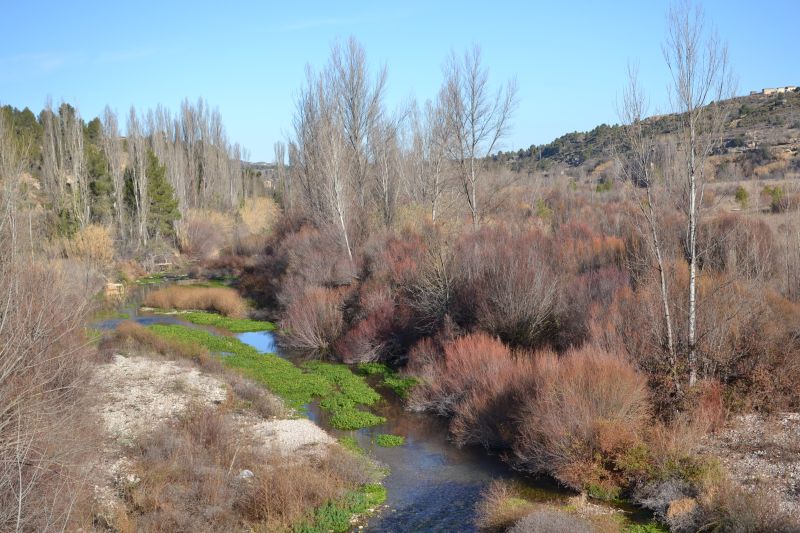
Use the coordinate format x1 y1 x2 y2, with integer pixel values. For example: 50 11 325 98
618 64 680 391
663 0 735 386
409 97 450 223
127 107 149 248
101 106 126 235
41 101 89 229
442 45 517 227
274 141 288 210
331 37 387 211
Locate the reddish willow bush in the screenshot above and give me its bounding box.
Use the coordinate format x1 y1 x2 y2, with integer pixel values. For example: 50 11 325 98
408 332 535 448
512 345 650 491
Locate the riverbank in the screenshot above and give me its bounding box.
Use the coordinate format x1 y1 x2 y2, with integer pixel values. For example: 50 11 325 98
91 281 387 532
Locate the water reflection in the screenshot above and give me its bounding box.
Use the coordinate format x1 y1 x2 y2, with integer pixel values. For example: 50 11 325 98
236 331 277 353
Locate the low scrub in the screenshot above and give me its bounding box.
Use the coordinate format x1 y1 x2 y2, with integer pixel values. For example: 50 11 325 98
144 285 248 317
116 320 214 366
118 406 379 532
513 345 650 493
507 508 596 533
409 332 534 448
475 480 537 532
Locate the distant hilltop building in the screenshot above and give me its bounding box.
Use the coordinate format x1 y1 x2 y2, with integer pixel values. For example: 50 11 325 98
750 86 798 95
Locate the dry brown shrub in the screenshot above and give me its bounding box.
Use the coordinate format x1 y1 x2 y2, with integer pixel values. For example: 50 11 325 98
144 286 247 317
692 479 798 533
115 320 216 368
118 406 373 532
0 261 99 531
280 286 346 355
513 345 650 490
507 508 597 533
238 196 280 236
64 223 115 265
176 209 235 260
475 480 536 532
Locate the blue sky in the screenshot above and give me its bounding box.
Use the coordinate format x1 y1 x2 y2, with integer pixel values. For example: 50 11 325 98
1 1 797 161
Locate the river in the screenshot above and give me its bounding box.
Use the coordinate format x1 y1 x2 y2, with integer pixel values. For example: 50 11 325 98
96 281 650 532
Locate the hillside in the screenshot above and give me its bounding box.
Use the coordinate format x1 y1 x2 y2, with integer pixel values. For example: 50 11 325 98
497 89 800 183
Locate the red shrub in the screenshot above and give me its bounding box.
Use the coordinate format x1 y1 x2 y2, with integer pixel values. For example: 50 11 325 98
280 286 346 355
408 332 535 448
512 345 650 490
335 297 396 363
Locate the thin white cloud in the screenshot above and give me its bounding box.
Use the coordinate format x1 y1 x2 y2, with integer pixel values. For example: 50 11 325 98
0 52 72 74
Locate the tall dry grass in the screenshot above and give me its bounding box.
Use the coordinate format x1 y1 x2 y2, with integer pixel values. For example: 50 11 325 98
144 286 247 317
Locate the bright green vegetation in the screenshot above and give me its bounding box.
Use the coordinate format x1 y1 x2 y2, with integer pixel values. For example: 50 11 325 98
356 362 418 399
147 324 384 429
84 327 104 345
177 310 276 332
374 434 405 447
293 483 386 533
186 279 230 288
338 435 363 455
624 523 670 533
304 361 385 430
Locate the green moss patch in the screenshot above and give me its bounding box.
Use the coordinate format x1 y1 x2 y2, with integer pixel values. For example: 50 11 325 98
177 310 276 332
374 434 405 447
293 483 386 533
356 362 418 398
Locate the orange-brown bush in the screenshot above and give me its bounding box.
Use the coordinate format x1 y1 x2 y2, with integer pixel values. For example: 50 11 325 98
144 286 247 317
512 345 650 491
64 223 115 265
281 286 347 355
0 261 98 531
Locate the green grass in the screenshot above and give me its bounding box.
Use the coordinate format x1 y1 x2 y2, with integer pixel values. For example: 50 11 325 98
135 273 169 285
356 362 418 399
624 523 670 533
146 324 385 429
338 435 363 455
293 483 386 533
176 310 276 332
374 434 405 447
